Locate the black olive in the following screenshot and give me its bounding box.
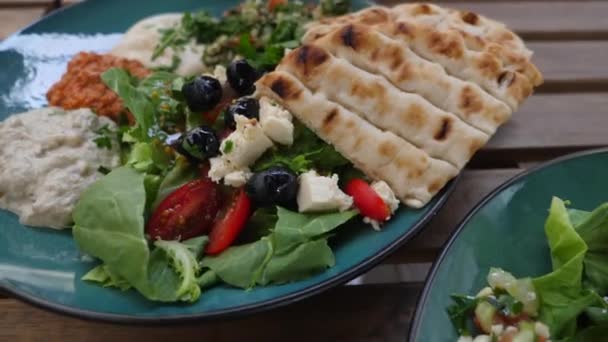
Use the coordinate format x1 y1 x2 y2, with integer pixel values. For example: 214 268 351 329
174 126 220 161
182 76 223 112
227 59 260 95
224 97 260 129
246 166 299 208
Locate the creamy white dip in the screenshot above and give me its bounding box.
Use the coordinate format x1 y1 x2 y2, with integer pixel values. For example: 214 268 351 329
0 107 120 229
110 13 207 76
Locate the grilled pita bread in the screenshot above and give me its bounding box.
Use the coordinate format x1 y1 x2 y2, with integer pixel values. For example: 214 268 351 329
310 23 511 135
304 6 542 110
391 3 532 57
277 45 489 168
255 70 458 207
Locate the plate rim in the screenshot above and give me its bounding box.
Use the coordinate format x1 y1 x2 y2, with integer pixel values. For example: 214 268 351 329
0 0 457 324
408 147 608 340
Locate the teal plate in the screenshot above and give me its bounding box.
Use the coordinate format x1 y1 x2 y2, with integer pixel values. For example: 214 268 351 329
410 148 608 341
0 0 458 323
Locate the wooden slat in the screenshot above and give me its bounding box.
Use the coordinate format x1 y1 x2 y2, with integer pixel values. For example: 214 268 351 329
474 93 608 164
0 283 422 341
387 169 521 263
377 1 608 39
0 8 44 39
488 93 608 149
531 42 608 92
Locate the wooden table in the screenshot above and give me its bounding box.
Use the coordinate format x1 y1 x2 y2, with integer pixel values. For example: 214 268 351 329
2 0 608 340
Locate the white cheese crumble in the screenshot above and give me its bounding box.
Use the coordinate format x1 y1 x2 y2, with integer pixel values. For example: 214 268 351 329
476 287 494 298
363 181 400 230
457 337 473 342
211 64 227 85
371 180 400 213
0 107 120 229
534 322 550 338
224 169 253 188
297 170 353 213
491 324 504 336
259 97 294 145
363 216 381 231
208 114 272 187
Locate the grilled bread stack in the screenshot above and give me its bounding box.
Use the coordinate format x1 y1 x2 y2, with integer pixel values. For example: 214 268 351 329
255 3 542 208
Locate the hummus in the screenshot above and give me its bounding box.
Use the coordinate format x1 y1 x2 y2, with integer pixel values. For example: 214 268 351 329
110 13 207 76
0 107 121 229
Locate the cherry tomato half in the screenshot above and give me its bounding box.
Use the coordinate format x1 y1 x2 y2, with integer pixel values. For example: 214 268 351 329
147 178 222 241
344 178 390 221
206 189 252 255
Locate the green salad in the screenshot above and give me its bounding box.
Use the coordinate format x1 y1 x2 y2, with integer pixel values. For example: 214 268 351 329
71 0 402 304
448 197 608 342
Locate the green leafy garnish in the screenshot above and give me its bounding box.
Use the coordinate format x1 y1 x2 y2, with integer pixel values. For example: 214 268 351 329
253 120 349 174
447 294 479 336
222 140 234 154
200 208 357 289
320 0 351 15
73 167 207 302
93 124 114 150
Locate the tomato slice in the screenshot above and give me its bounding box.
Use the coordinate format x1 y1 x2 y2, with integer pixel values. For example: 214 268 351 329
206 189 252 255
344 178 390 221
146 178 222 241
268 0 287 11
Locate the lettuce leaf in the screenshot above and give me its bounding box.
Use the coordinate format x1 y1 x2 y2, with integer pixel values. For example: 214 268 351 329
101 68 157 142
73 167 205 302
151 157 198 209
532 197 598 338
201 208 356 288
571 203 608 294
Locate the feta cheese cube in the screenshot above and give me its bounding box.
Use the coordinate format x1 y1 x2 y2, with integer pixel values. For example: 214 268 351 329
259 97 294 145
491 324 504 336
212 65 227 85
221 114 273 168
371 180 400 213
534 322 550 338
224 169 253 187
208 157 232 183
297 170 353 213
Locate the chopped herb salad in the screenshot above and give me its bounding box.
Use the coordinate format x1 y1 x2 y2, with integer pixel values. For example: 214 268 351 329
448 197 608 342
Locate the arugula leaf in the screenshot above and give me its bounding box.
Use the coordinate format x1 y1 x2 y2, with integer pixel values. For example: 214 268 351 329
253 120 349 174
101 68 156 142
201 208 356 289
73 167 205 302
447 294 480 336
